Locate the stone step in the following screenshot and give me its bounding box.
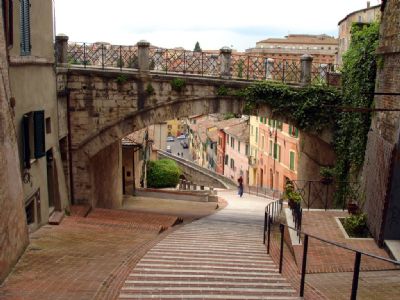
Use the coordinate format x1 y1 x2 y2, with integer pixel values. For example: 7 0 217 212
121 286 296 293
141 256 274 264
128 273 287 281
124 280 291 287
48 211 65 225
119 295 300 300
136 263 277 272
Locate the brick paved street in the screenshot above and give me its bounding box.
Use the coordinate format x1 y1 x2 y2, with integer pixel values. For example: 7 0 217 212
0 199 220 300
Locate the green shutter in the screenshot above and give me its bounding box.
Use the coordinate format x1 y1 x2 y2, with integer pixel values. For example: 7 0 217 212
22 114 31 169
33 110 45 158
268 118 272 126
290 152 295 170
295 128 299 138
20 0 31 55
269 140 272 155
289 124 292 135
278 145 281 162
273 143 277 159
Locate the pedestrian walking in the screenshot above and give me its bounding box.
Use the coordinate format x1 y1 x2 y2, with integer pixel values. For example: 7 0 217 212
237 176 244 197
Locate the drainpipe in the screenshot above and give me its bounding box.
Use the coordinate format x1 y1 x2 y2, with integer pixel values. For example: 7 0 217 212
66 89 75 204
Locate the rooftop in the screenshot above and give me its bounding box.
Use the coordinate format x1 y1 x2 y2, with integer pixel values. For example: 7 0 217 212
257 34 338 46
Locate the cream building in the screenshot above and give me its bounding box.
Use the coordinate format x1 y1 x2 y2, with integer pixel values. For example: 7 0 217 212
337 2 381 65
248 116 259 186
8 0 69 232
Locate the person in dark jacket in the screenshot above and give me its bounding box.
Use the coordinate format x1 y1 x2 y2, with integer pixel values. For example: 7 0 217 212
237 176 243 197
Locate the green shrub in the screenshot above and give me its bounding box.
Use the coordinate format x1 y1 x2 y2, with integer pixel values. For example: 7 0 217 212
170 78 186 92
147 159 182 188
343 213 368 237
116 74 128 84
146 83 155 95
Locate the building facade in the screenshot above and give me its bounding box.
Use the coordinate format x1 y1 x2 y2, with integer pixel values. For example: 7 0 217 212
257 118 299 192
249 116 259 186
223 122 250 185
246 34 338 64
337 2 381 65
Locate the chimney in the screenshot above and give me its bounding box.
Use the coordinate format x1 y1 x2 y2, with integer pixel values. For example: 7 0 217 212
367 1 370 8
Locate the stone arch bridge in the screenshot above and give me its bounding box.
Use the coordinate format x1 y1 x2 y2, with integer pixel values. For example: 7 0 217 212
56 37 336 209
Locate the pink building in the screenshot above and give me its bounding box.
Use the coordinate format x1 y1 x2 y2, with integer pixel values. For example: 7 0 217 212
223 122 250 186
257 118 299 191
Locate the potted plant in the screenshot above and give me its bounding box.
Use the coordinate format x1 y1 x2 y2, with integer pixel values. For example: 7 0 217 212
283 181 295 208
320 167 335 185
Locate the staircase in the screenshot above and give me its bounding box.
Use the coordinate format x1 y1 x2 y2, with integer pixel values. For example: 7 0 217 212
118 191 299 299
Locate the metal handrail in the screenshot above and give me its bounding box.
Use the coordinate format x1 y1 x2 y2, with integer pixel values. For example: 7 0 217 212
264 216 400 299
263 196 283 250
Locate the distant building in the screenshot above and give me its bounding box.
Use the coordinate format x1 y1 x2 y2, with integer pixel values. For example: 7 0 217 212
166 118 184 137
246 34 338 64
256 117 299 192
249 116 260 186
223 121 250 185
337 1 381 65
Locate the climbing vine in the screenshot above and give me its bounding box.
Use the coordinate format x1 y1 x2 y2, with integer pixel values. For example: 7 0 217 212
333 22 379 206
243 81 341 132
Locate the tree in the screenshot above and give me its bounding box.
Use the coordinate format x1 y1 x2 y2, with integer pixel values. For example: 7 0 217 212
194 41 202 52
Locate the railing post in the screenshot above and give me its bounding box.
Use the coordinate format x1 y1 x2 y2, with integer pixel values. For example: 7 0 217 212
300 234 309 297
351 252 362 300
101 44 105 69
267 215 271 254
282 59 286 83
83 43 87 68
308 181 311 210
279 224 284 273
300 54 313 86
55 34 69 65
263 212 267 244
219 47 232 78
183 50 186 73
201 52 204 76
247 56 250 80
137 40 150 73
265 58 274 80
119 46 122 71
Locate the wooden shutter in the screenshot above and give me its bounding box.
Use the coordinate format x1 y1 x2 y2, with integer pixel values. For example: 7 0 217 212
20 0 31 55
290 152 295 170
33 110 45 158
22 114 31 169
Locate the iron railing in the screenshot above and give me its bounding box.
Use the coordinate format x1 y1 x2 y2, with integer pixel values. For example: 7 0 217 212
264 220 400 299
263 197 283 251
291 180 362 210
66 42 339 85
245 185 282 199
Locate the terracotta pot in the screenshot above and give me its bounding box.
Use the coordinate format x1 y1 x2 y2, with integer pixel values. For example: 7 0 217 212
347 203 359 215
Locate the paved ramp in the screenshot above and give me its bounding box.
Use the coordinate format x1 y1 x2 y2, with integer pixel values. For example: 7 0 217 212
119 190 299 299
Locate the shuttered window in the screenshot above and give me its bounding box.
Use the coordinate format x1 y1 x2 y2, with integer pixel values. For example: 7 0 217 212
20 0 31 55
2 0 13 47
290 152 295 171
33 111 45 158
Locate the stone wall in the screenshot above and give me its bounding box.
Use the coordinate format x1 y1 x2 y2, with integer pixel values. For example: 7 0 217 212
362 0 400 245
0 12 29 282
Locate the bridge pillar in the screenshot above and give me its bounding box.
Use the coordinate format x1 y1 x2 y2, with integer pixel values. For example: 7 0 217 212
55 34 69 65
220 47 232 78
137 40 150 72
300 54 313 86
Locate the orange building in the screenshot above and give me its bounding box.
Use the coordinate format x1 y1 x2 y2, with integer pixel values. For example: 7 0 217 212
246 34 338 64
257 117 299 191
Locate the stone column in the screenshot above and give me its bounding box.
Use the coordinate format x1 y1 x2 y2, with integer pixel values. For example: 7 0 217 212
265 58 274 80
179 179 183 190
219 47 232 78
300 54 313 86
154 48 165 71
182 180 187 190
137 40 150 72
192 183 197 191
55 34 69 65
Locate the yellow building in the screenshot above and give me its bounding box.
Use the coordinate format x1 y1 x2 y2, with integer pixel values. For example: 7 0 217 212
166 118 184 137
248 116 259 186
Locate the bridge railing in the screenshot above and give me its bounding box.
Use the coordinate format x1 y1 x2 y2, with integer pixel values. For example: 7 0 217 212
61 38 340 86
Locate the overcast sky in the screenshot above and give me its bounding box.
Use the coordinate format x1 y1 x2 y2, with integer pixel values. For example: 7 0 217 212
55 0 381 51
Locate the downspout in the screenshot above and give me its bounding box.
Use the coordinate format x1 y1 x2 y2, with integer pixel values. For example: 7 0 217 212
66 89 75 204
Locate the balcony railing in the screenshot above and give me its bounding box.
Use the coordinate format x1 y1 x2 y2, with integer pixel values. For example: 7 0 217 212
63 41 340 86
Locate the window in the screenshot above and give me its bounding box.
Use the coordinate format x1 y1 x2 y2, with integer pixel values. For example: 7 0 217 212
245 144 249 156
273 143 281 162
238 141 241 153
230 137 234 148
2 0 13 47
251 125 254 135
168 125 172 129
290 151 295 171
269 140 273 156
230 158 235 169
261 135 265 150
255 127 258 143
218 137 222 145
22 111 46 169
289 125 299 138
277 121 283 131
226 134 229 145
224 155 228 165
20 0 31 56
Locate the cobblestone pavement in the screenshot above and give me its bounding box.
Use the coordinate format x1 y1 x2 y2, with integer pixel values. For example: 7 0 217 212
118 190 300 299
0 199 221 300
